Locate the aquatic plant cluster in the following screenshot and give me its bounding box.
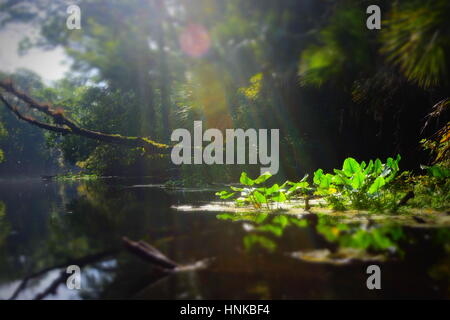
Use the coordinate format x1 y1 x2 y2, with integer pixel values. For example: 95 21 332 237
216 156 450 212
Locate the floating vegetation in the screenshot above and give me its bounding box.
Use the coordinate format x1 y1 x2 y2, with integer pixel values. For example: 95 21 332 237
290 248 386 265
53 172 99 181
214 156 449 214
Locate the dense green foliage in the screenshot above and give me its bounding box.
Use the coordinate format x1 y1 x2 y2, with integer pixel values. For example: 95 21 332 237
0 70 58 176
217 155 449 212
313 156 401 210
216 171 306 209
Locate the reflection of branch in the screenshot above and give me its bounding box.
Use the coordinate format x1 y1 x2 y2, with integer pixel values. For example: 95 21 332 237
123 237 212 271
9 250 116 300
122 237 211 299
33 270 69 300
0 80 171 154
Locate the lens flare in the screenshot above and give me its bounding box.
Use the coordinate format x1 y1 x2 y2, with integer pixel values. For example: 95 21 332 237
179 23 211 58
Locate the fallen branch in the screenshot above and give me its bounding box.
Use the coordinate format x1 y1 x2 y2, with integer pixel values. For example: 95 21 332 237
0 95 71 135
0 80 171 154
122 237 178 270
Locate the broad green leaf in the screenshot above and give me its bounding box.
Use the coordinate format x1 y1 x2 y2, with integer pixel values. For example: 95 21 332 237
254 172 272 184
313 169 323 185
343 157 361 176
368 176 385 194
220 192 235 199
374 159 382 175
298 181 309 188
386 157 394 170
265 183 280 195
287 181 309 194
333 169 346 176
272 191 287 202
319 174 333 188
332 169 350 185
386 155 400 172
360 161 367 170
253 190 267 203
240 172 254 186
351 171 365 189
364 160 374 175
331 174 345 185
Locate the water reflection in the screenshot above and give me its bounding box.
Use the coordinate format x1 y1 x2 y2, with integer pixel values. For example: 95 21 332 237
218 212 406 259
0 179 448 299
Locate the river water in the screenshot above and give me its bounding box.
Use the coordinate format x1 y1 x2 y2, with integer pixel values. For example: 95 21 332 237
0 178 448 299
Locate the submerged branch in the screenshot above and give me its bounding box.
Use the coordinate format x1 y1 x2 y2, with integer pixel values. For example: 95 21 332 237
0 80 171 154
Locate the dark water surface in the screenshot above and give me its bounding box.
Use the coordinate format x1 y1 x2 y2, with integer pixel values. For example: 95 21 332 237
0 179 448 299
